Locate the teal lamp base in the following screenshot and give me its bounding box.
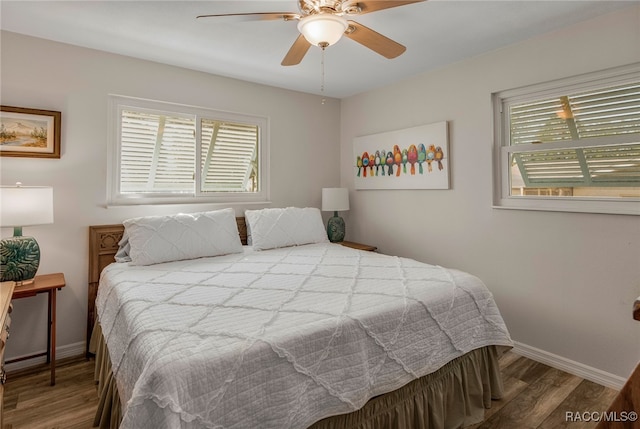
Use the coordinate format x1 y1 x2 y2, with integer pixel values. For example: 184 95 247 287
327 211 346 243
0 233 41 284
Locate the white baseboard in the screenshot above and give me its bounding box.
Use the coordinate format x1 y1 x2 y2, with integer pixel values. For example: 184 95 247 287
512 341 626 391
5 341 86 373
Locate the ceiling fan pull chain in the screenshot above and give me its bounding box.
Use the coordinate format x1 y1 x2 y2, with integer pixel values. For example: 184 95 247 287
321 46 326 104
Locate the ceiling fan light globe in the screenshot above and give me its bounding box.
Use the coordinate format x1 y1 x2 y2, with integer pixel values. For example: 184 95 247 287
297 14 348 47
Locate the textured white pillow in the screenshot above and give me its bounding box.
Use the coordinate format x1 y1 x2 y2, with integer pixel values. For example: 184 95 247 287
245 207 328 250
123 208 243 266
114 231 131 263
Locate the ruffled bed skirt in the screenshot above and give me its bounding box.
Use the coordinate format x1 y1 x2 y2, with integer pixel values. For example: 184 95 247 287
90 323 122 429
90 323 507 429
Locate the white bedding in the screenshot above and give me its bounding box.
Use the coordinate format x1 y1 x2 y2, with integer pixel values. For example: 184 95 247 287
96 243 512 429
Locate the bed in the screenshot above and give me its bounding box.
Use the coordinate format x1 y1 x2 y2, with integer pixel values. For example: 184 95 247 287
88 208 512 429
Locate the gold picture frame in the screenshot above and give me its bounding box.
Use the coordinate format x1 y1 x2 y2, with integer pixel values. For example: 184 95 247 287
0 105 61 158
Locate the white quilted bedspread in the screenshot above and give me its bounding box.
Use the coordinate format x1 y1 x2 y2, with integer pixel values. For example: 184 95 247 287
96 243 512 429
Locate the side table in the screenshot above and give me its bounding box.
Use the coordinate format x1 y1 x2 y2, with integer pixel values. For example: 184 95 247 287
6 273 65 386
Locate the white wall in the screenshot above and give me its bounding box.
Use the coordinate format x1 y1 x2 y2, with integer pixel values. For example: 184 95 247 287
0 31 341 361
340 5 640 382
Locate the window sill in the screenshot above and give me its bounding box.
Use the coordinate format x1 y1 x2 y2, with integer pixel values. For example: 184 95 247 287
493 198 640 216
106 199 272 209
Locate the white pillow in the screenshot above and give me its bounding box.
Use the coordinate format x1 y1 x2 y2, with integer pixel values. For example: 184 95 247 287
123 208 243 266
114 231 131 263
245 219 252 246
245 207 328 250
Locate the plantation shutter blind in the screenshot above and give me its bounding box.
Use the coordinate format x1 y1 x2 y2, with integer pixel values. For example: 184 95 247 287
513 144 640 187
119 109 258 195
109 95 268 205
120 110 196 194
509 82 640 187
201 120 258 192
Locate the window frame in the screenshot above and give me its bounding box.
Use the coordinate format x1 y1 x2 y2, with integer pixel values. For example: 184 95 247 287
107 95 270 206
492 63 640 216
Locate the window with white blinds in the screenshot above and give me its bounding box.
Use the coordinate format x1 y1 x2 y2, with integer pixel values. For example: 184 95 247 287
108 96 268 205
200 119 258 193
493 64 640 215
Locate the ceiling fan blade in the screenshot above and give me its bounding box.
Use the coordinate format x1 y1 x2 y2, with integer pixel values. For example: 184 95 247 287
344 1 425 15
196 12 299 22
344 20 406 59
281 35 311 66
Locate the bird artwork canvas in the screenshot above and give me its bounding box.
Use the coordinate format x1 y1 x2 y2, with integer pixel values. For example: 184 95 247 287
353 121 449 190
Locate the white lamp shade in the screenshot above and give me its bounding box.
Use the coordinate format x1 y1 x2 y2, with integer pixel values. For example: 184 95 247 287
0 185 54 227
322 188 349 212
298 14 348 47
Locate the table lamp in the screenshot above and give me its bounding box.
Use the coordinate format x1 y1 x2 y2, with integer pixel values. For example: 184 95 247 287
0 182 54 284
322 187 349 243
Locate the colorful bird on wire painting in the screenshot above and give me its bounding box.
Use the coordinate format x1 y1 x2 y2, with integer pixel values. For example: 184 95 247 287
356 143 445 177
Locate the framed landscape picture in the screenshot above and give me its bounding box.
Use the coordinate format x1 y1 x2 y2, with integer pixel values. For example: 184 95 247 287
0 106 61 158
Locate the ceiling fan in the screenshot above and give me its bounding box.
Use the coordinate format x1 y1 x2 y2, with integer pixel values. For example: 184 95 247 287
197 0 425 66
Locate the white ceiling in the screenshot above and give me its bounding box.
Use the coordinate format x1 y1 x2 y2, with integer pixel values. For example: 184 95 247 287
1 1 634 98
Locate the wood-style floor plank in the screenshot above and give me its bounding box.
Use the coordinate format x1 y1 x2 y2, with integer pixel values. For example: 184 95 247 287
3 357 98 429
538 380 620 429
476 367 583 429
1 351 619 429
473 353 620 429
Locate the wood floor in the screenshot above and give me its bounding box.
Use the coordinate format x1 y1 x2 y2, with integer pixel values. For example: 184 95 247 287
3 357 98 429
2 351 619 429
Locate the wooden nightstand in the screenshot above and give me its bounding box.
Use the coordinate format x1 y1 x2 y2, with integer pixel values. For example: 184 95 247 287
339 241 377 252
7 273 65 386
